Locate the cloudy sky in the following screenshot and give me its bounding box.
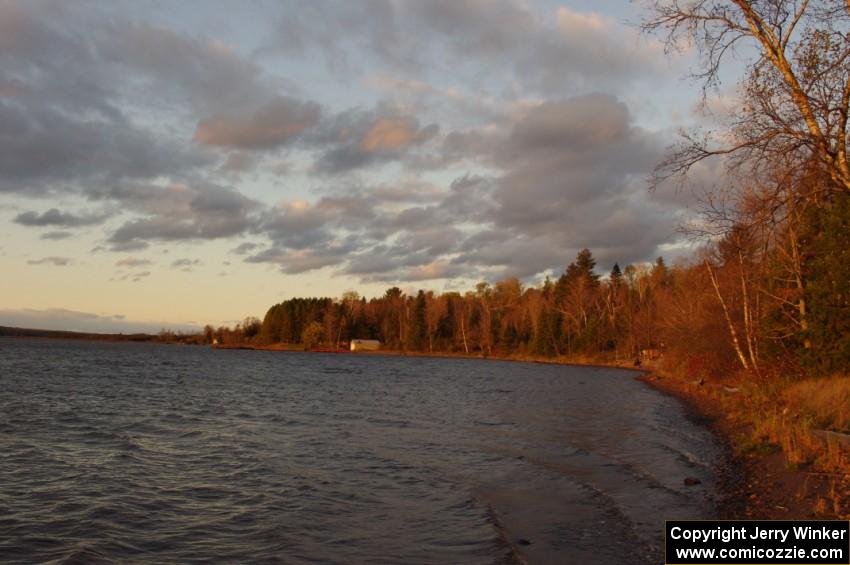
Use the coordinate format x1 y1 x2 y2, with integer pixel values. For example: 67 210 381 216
0 0 719 332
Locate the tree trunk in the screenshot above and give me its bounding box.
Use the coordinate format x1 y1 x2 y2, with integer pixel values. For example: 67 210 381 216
788 225 811 349
738 249 760 374
460 311 469 354
706 260 750 370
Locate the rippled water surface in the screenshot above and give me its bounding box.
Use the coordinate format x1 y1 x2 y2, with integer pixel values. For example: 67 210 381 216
0 339 723 564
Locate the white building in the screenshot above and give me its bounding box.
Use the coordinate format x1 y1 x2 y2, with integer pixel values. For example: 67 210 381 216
350 339 381 351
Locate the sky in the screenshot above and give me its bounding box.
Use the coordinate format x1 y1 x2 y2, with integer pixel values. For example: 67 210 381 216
0 0 730 333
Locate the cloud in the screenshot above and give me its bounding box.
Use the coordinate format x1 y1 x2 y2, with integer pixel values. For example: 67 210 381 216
91 181 261 250
115 257 152 268
194 96 321 149
311 107 438 174
0 2 118 117
241 94 676 281
0 3 211 194
230 242 260 255
0 77 28 98
241 179 477 281
112 270 152 283
364 95 671 278
450 232 565 279
258 197 373 251
171 258 202 271
40 231 72 240
245 247 343 274
14 207 110 227
265 1 665 96
220 152 256 172
367 181 446 203
489 95 665 231
0 1 689 289
0 99 206 194
360 118 430 151
99 19 329 158
343 241 466 282
101 20 268 117
27 256 71 266
404 261 467 282
108 240 150 252
366 74 507 126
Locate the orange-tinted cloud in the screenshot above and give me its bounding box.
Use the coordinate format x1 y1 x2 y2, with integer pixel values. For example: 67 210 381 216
360 118 418 152
194 96 320 149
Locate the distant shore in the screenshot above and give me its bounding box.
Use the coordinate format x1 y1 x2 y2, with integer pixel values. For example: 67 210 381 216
0 325 159 342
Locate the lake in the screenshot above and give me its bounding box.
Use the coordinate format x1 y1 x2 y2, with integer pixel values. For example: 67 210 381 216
0 339 722 564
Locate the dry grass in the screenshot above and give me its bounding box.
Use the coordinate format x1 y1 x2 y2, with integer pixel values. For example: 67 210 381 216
723 375 850 474
783 376 850 433
698 373 850 517
639 361 849 516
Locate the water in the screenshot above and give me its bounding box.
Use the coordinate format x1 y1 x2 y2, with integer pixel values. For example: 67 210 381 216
0 339 722 564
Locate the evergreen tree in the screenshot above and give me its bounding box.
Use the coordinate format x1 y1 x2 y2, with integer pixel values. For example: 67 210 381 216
651 257 669 288
407 290 427 351
562 248 600 287
610 262 623 287
801 193 850 373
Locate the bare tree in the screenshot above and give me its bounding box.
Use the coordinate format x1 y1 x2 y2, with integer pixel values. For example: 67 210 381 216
642 0 850 192
475 282 494 356
424 291 447 353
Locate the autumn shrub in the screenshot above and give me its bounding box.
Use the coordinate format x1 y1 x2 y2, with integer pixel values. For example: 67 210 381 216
301 321 325 350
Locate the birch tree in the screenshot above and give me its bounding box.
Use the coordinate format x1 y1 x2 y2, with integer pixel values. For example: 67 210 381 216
642 0 850 192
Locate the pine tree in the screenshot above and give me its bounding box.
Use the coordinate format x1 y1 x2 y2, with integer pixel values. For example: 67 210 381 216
801 193 850 374
610 263 623 287
651 257 669 288
407 290 427 351
559 248 600 289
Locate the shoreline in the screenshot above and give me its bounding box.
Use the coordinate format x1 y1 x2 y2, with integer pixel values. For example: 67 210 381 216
212 342 650 372
638 372 848 519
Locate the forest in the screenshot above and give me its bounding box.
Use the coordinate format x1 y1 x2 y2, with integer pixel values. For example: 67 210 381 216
206 2 850 489
208 213 849 380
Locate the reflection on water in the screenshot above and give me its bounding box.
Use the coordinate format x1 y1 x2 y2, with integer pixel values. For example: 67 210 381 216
0 339 721 564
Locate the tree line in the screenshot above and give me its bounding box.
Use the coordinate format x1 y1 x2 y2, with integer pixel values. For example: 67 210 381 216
209 1 850 380
207 223 848 379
